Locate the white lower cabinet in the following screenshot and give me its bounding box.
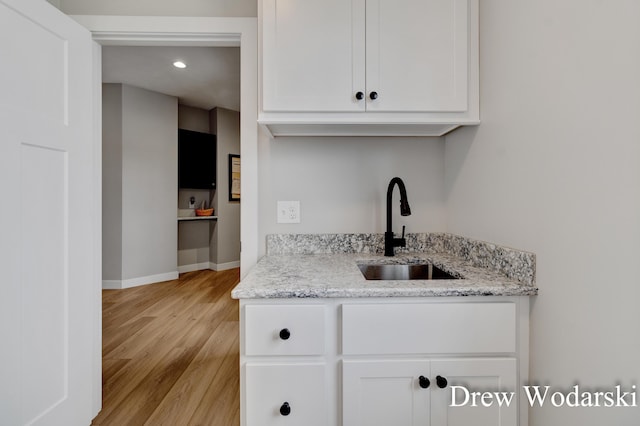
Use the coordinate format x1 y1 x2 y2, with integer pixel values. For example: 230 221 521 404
245 362 327 426
240 297 528 426
343 358 517 426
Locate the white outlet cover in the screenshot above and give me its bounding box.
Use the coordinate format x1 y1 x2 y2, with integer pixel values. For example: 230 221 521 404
277 201 300 224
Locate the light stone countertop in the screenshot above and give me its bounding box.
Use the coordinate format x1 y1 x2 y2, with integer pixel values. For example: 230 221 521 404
231 234 538 299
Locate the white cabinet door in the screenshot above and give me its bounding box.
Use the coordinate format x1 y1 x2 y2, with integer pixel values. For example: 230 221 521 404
262 0 365 112
343 359 430 426
366 0 469 112
430 359 518 426
245 363 328 426
0 1 96 425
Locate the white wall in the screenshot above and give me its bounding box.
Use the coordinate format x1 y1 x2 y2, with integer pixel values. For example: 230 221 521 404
444 1 640 424
210 107 241 267
258 135 447 255
60 0 256 17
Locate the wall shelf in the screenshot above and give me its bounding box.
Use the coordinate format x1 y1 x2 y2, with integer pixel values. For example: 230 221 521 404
177 216 218 221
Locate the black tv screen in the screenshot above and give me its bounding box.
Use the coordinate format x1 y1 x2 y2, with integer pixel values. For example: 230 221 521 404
178 129 216 190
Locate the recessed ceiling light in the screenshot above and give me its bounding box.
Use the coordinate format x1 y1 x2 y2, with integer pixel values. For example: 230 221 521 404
173 61 187 69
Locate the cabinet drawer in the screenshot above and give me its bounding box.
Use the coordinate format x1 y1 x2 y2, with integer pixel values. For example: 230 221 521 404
245 305 325 356
342 303 516 355
245 363 327 426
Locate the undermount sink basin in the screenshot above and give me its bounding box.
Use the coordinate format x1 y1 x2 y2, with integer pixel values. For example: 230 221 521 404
357 263 459 281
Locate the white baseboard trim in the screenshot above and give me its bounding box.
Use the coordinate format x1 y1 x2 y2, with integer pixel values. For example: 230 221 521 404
102 280 123 290
210 260 240 271
102 271 179 289
178 262 211 274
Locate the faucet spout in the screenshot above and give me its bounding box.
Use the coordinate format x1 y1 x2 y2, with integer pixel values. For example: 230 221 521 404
385 177 412 256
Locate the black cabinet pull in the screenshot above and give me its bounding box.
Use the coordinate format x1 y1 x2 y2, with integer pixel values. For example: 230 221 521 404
280 402 291 416
355 91 364 100
436 375 448 389
279 328 291 340
418 376 430 389
369 91 378 100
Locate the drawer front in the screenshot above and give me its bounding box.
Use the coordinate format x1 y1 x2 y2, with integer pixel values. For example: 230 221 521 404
342 302 516 355
245 305 325 356
245 363 327 426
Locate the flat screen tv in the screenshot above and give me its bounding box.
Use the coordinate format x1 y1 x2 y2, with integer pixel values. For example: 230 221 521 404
178 129 216 190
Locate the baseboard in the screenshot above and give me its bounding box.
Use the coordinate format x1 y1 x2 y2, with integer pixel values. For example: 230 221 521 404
209 260 240 271
102 271 179 289
102 280 123 290
178 262 211 274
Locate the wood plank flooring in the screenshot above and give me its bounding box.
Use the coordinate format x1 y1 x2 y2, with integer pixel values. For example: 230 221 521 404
92 269 240 426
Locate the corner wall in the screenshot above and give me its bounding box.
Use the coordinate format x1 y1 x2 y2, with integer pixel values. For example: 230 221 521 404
101 84 123 281
102 83 179 288
444 1 640 424
210 107 241 269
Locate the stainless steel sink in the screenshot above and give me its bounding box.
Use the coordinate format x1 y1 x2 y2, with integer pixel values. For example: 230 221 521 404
357 263 459 280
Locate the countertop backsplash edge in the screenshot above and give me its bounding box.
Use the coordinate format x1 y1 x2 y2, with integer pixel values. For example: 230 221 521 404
266 233 536 286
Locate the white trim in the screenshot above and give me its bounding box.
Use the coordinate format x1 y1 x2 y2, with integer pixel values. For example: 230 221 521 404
210 260 241 271
102 271 179 290
91 39 103 418
178 262 211 274
101 280 123 290
72 15 259 279
91 32 240 46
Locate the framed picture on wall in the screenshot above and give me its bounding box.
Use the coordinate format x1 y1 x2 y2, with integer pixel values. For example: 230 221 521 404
229 154 240 201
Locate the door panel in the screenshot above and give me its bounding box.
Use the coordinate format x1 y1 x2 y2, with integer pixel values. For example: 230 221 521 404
430 359 518 426
20 145 68 424
343 359 430 426
366 0 469 112
262 0 365 111
0 0 95 425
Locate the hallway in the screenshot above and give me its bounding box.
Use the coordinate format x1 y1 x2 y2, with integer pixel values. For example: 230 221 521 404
93 269 240 425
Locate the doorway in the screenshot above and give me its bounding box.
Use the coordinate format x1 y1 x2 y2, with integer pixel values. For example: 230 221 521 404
72 15 258 416
101 45 242 281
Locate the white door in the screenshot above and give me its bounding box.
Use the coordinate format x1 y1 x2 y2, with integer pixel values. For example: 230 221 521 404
343 359 430 426
430 359 518 426
0 1 96 425
366 0 469 112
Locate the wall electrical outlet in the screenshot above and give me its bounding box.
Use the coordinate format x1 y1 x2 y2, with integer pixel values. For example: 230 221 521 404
277 201 301 224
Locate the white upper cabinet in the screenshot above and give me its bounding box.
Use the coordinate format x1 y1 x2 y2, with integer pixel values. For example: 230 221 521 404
366 0 468 112
259 0 479 137
261 0 366 112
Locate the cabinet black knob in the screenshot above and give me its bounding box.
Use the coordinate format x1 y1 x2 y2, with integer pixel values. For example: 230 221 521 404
280 402 291 416
355 91 364 100
418 376 431 389
369 91 378 100
436 375 448 389
279 328 291 340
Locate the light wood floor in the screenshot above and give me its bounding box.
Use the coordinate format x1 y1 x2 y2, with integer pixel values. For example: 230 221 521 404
92 269 240 426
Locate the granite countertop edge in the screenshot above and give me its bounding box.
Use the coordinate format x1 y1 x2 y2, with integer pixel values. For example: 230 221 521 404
231 249 539 300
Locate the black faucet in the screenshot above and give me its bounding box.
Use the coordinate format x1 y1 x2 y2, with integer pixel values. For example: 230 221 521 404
385 177 412 256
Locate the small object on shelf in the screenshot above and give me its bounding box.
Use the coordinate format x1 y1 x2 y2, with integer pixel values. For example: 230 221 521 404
195 208 214 216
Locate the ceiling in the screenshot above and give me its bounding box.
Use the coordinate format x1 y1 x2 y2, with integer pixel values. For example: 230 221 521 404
102 46 240 111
